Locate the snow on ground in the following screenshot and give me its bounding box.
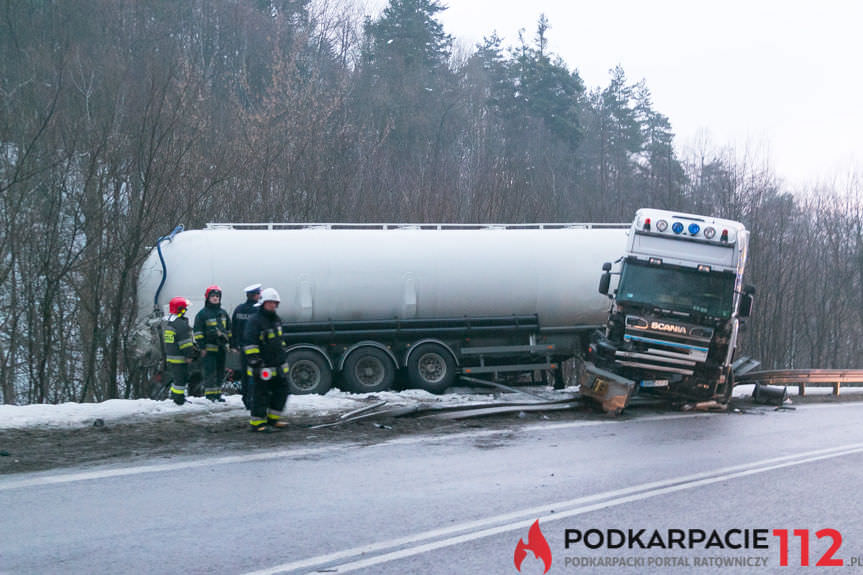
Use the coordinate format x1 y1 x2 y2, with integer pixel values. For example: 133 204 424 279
733 384 863 400
1 384 860 430
0 388 507 430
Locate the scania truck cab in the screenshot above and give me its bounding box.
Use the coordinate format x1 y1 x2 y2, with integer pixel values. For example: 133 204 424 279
584 208 754 412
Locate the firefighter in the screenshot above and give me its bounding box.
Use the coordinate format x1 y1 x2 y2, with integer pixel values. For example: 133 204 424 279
193 285 231 402
164 297 198 405
243 288 290 432
231 283 262 409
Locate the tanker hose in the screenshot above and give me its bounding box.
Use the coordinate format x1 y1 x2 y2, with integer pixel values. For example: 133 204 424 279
153 225 184 310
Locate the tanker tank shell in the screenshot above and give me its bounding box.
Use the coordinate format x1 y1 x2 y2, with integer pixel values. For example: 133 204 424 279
137 226 629 329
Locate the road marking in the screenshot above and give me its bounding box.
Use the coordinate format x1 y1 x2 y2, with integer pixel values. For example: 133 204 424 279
0 413 692 491
0 445 353 491
241 442 863 574
1 402 858 491
783 400 863 410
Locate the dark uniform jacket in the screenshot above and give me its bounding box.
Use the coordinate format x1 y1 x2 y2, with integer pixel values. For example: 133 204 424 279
231 299 258 349
243 308 287 367
194 305 231 352
164 315 197 364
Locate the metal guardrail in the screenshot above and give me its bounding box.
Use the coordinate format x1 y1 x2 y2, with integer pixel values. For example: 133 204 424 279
735 369 863 396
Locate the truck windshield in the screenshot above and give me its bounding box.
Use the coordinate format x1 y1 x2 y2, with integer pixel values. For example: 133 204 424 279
616 260 736 318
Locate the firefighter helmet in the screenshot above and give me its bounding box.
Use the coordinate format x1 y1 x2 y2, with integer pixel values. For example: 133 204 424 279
169 296 190 315
205 285 222 299
260 288 281 304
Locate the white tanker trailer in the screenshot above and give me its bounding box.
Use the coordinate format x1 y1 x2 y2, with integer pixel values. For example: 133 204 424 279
134 209 754 413
135 222 629 396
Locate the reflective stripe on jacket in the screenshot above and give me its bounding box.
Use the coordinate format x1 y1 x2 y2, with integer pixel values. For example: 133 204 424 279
164 315 196 364
242 308 287 365
194 306 231 350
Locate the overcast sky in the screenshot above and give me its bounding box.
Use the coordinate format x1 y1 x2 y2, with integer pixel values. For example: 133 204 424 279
367 0 863 190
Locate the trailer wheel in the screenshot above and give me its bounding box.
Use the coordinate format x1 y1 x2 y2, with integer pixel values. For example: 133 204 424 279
286 350 332 395
343 347 396 393
407 343 456 394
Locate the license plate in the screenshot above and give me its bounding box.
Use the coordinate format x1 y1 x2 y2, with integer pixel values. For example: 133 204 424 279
640 379 669 388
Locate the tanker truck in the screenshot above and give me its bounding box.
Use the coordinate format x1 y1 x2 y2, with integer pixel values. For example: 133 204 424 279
134 222 629 398
583 208 755 412
133 209 753 412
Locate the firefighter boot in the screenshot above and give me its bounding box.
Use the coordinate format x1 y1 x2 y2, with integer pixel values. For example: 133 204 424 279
171 392 186 406
267 415 289 429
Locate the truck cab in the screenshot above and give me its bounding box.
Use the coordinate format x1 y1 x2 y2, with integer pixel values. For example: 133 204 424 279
586 208 754 410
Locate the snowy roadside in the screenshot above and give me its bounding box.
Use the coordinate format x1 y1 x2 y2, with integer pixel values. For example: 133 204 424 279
732 384 863 403
1 384 860 431
0 389 515 430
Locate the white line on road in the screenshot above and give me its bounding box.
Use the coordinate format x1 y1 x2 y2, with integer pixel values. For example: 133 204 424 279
0 445 353 491
241 442 863 574
0 413 692 491
1 402 858 491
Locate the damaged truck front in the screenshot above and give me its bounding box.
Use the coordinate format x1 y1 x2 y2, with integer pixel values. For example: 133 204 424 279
582 208 755 413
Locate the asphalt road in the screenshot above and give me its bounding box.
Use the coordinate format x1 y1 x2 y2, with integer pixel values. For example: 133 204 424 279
2 401 863 574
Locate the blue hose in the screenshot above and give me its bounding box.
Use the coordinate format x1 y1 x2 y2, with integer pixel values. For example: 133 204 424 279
153 225 184 310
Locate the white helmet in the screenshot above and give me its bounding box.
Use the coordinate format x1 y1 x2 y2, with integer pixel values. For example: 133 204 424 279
259 287 281 304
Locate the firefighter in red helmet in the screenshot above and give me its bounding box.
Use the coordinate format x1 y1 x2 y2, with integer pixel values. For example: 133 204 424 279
164 297 198 405
193 285 232 402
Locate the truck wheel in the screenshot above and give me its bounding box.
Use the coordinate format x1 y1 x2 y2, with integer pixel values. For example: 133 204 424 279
407 343 456 394
343 347 395 393
286 350 332 395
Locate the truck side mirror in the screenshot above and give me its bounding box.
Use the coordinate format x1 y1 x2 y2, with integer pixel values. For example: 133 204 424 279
598 272 611 296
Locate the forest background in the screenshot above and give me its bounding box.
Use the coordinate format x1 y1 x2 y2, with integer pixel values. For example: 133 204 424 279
1 0 861 404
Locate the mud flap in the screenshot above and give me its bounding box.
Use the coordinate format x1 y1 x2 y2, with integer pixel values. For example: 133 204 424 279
580 361 636 415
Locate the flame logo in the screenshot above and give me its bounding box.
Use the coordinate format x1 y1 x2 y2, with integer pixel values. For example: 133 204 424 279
514 519 552 573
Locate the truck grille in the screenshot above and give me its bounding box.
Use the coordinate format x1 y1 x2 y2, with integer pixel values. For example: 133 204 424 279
615 315 712 376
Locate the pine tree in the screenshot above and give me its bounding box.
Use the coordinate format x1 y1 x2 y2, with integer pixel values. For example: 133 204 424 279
352 0 459 218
